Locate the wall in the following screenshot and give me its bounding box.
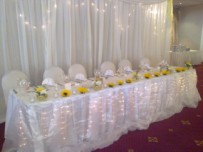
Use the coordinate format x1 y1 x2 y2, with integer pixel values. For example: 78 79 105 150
177 4 203 50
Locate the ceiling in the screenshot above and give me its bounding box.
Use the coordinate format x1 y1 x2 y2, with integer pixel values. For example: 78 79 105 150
173 0 203 8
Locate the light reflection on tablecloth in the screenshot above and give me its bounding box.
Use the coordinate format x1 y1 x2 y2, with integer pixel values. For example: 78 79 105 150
3 69 201 152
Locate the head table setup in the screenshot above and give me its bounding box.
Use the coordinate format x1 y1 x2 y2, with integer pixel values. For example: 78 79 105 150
2 65 201 152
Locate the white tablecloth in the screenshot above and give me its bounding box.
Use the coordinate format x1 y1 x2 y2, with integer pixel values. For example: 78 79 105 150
3 69 201 152
169 50 202 66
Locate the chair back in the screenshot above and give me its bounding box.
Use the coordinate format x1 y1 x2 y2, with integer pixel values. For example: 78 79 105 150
100 61 116 76
139 57 151 71
68 64 87 81
2 70 27 105
118 59 132 69
140 57 150 66
43 66 65 84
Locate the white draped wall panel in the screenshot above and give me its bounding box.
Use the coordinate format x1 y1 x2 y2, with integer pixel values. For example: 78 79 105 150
0 0 171 123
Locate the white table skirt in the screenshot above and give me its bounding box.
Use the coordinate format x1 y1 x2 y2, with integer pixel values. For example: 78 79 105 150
3 69 201 152
169 50 202 66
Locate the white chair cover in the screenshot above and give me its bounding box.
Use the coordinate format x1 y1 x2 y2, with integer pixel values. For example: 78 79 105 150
118 59 132 69
118 59 132 73
43 66 65 84
139 58 151 70
100 61 116 76
42 78 56 86
2 70 28 105
75 73 86 81
68 64 87 81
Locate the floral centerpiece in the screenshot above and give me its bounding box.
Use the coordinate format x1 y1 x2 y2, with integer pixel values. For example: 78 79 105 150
185 61 192 69
61 89 71 97
93 79 103 90
77 87 88 94
117 80 124 85
175 67 182 72
182 67 187 71
161 70 170 75
126 78 132 83
154 72 161 77
92 73 103 91
107 82 115 88
144 73 152 79
158 60 169 71
132 72 138 81
175 67 186 72
35 86 48 101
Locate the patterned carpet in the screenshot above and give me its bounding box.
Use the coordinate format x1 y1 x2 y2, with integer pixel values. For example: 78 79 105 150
0 64 203 152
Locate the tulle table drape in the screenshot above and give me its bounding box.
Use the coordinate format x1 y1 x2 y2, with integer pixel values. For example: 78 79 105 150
3 69 201 152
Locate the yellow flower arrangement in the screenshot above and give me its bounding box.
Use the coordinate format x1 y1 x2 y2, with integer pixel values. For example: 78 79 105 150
161 70 170 75
154 72 161 77
182 67 187 71
175 67 183 72
132 72 138 80
35 86 48 101
185 61 192 68
117 80 124 85
126 78 132 83
144 73 152 79
77 87 88 94
35 86 46 94
107 82 115 87
61 89 71 97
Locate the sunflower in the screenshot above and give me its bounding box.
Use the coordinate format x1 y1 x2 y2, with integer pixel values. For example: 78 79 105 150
126 78 132 83
61 89 71 97
117 80 124 85
107 82 115 87
144 73 152 79
35 86 46 94
182 67 187 71
35 86 45 92
175 67 182 72
77 87 88 94
161 70 170 75
154 72 160 77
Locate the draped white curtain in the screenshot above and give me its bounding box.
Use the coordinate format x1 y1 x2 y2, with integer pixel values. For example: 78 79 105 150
200 24 203 60
0 0 171 123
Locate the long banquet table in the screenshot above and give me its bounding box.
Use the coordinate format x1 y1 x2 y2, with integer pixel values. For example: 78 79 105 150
2 69 201 152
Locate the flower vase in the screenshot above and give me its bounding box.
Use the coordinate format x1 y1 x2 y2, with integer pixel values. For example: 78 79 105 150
93 76 103 91
36 94 48 101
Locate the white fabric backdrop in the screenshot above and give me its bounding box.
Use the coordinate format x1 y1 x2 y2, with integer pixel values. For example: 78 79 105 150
0 0 171 123
201 26 203 59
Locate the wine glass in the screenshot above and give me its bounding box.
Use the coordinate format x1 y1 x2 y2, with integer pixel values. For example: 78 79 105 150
54 84 59 98
64 75 69 83
94 69 101 78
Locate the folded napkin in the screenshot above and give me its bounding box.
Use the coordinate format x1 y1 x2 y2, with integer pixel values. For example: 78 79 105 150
158 60 169 67
140 63 151 71
124 66 132 73
75 73 86 81
42 78 56 86
104 70 114 77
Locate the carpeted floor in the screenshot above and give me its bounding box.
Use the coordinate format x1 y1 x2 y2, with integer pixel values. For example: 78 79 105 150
0 64 203 152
